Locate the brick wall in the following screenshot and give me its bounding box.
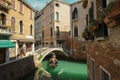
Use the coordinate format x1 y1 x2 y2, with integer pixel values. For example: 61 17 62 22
0 56 36 80
87 26 120 80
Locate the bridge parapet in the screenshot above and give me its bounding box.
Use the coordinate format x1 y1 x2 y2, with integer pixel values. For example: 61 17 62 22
35 47 68 62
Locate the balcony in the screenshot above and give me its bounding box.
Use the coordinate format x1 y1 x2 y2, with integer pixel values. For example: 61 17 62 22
103 1 120 28
107 0 120 18
0 0 11 10
0 26 12 35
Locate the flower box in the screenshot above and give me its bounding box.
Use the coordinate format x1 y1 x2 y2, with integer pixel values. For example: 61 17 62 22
107 1 120 18
103 1 120 28
89 20 99 31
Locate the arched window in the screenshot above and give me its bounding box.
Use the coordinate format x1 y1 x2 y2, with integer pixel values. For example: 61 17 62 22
74 25 78 37
0 13 6 25
11 17 15 32
56 12 59 21
56 26 60 37
72 7 78 19
30 25 32 35
19 20 23 33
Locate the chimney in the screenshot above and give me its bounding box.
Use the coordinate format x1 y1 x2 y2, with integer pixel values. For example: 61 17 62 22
46 2 48 5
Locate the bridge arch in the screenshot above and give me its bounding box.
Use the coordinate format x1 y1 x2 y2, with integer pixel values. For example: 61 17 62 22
37 48 68 62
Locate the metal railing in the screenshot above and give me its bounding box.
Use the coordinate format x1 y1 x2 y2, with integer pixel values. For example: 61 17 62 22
0 27 12 34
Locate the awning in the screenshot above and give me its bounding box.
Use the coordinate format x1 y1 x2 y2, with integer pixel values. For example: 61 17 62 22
18 39 35 42
0 40 15 48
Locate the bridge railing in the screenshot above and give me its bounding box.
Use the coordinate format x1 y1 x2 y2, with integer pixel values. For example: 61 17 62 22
35 44 63 50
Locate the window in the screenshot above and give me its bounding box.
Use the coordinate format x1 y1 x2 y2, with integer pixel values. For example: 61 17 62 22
11 0 15 9
91 59 95 80
86 14 88 26
50 14 52 22
56 26 60 37
19 21 23 33
102 0 107 8
42 30 44 38
89 2 94 21
30 25 32 35
72 7 78 19
74 25 78 37
55 3 59 7
19 1 23 14
50 27 53 37
56 12 59 21
11 17 15 32
81 43 86 53
100 67 110 80
0 13 6 25
30 10 33 19
94 22 108 39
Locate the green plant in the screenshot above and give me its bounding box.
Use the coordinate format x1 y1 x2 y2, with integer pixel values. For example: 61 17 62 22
98 1 115 21
104 1 115 14
82 27 89 38
89 19 99 27
98 11 106 21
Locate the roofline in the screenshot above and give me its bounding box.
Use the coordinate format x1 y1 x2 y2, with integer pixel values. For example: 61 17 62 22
70 1 82 6
19 0 36 11
39 0 70 12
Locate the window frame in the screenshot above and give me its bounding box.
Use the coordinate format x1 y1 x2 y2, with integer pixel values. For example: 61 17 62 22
91 58 95 80
100 66 111 80
11 0 16 10
74 25 78 37
19 20 23 34
11 17 15 32
56 12 59 21
19 1 24 14
30 25 33 35
94 22 108 40
72 7 78 19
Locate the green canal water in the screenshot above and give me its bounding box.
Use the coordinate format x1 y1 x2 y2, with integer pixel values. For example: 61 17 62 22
23 60 88 80
42 60 88 80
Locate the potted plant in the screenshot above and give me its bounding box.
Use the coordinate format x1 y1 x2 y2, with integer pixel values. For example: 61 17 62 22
107 1 120 18
89 19 99 31
82 27 94 41
102 1 119 28
82 0 88 9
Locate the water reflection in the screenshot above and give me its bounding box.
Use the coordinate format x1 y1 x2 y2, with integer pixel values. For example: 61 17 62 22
24 60 87 80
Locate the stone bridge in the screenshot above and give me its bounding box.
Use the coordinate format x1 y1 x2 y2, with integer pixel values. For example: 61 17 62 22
34 47 69 62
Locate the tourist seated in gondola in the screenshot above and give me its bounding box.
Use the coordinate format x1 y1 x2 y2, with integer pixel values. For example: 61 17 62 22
49 54 58 67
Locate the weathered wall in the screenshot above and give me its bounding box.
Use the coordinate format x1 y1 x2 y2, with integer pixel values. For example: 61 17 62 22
0 56 36 80
87 26 120 80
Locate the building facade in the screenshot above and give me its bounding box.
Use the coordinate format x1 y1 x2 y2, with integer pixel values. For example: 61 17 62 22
70 1 87 60
0 0 15 64
82 0 120 80
8 0 35 59
35 0 71 49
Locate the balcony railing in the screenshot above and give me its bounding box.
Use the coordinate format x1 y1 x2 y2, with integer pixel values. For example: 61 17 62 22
0 0 11 10
0 27 12 35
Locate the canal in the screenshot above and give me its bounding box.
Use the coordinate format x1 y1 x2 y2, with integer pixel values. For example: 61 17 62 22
23 60 88 80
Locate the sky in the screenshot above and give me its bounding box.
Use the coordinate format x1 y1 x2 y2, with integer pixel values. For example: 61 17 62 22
26 0 80 10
